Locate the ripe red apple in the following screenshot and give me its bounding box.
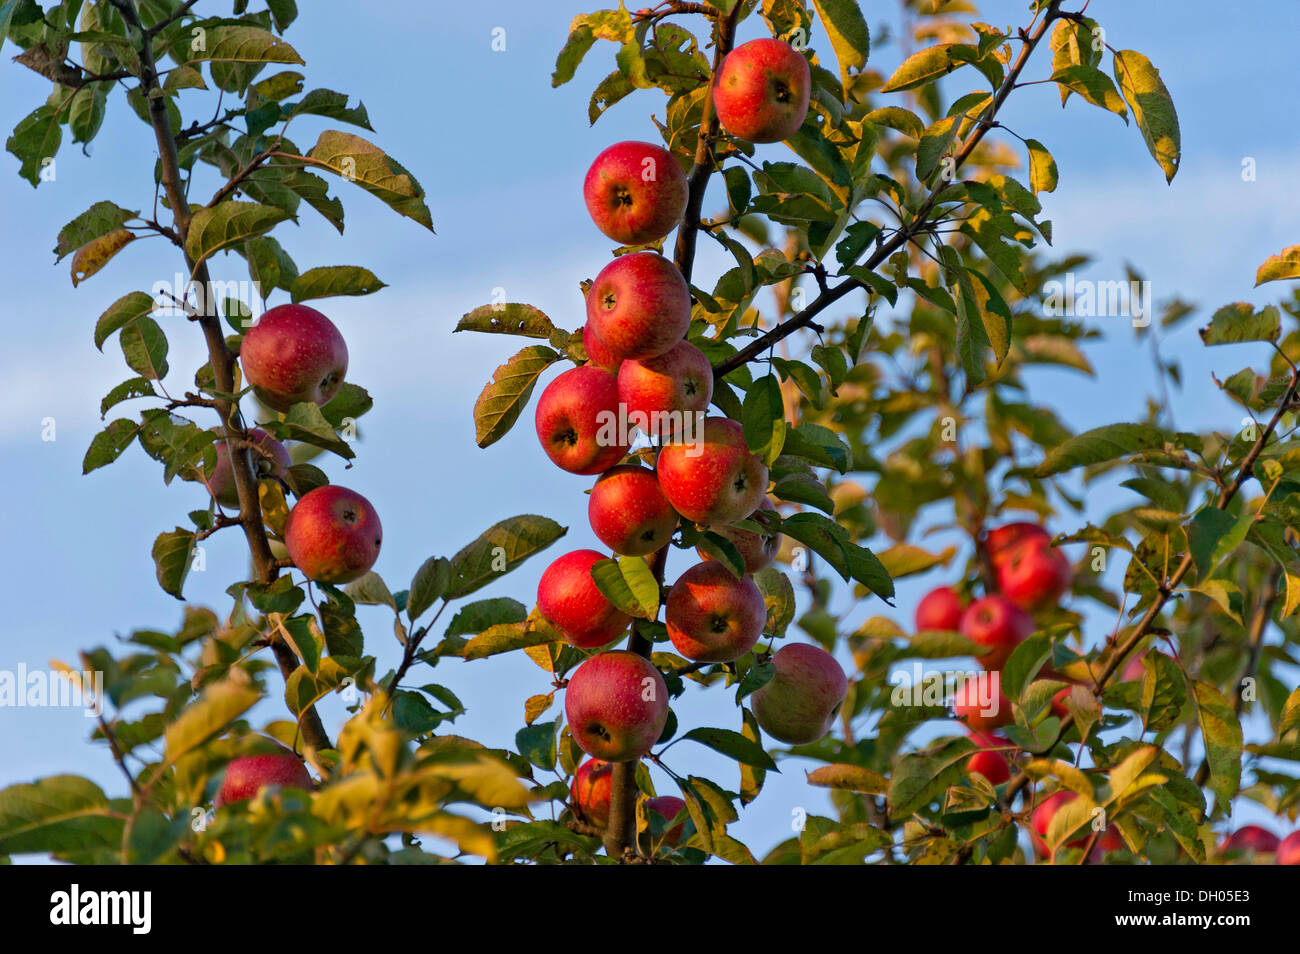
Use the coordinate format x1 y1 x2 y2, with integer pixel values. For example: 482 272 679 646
215 748 313 807
960 595 1034 670
696 497 779 574
645 794 687 846
203 427 291 508
617 339 713 437
713 38 811 143
951 671 1012 734
581 323 621 372
985 521 1050 567
997 536 1072 609
583 140 688 245
285 485 382 584
537 548 633 648
915 586 964 632
239 303 348 411
751 643 847 744
656 416 768 526
665 561 766 663
570 758 614 829
966 731 1011 785
1277 831 1300 865
534 365 630 475
588 464 678 557
1219 825 1280 856
585 251 691 362
565 650 669 762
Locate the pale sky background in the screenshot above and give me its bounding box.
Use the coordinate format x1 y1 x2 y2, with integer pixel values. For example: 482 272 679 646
1 0 1297 862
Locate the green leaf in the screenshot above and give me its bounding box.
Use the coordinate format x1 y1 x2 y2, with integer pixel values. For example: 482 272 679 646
408 556 452 622
152 528 196 599
880 43 970 93
455 303 557 339
55 200 138 261
590 556 660 620
0 776 122 855
1198 302 1280 346
1192 680 1242 813
291 265 386 302
809 0 869 91
1139 652 1186 734
771 473 835 514
100 376 155 417
447 515 567 600
806 763 888 795
915 114 958 181
163 681 262 765
1112 49 1180 183
6 103 62 187
552 8 635 87
445 597 527 637
1186 507 1246 579
472 345 560 449
306 130 433 231
1049 64 1128 122
1255 245 1300 286
742 374 786 467
1026 138 1058 195
181 24 303 65
1002 631 1051 701
697 531 746 578
753 567 795 637
344 571 396 610
463 614 561 661
1035 423 1171 477
682 727 778 770
186 201 291 268
516 720 559 771
888 737 975 818
119 315 169 380
1246 519 1300 618
83 418 140 474
288 88 372 129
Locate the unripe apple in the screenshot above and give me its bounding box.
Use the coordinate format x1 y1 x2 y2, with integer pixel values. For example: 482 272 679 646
966 731 1011 785
997 536 1072 609
751 643 847 744
583 140 688 245
665 561 766 663
239 303 348 411
696 497 780 574
534 365 630 475
617 339 713 437
285 485 382 584
657 416 768 526
960 595 1034 670
581 323 621 372
713 38 811 143
1219 824 1280 856
586 251 691 362
203 427 291 508
537 548 633 648
1277 831 1300 865
915 585 964 632
570 758 613 829
215 748 313 807
588 464 678 557
951 671 1012 734
985 521 1050 567
565 650 669 762
645 794 687 846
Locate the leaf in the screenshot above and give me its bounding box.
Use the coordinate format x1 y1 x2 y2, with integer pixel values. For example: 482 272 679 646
1246 520 1300 618
552 8 637 87
742 374 786 467
344 571 396 610
83 418 140 474
463 614 561 661
1112 49 1180 183
445 597 527 637
163 681 262 765
1026 138 1058 194
1198 302 1280 346
69 227 134 286
55 200 137 261
472 345 559 449
810 0 869 91
261 402 354 460
408 556 452 621
682 727 778 770
291 265 386 302
1049 65 1128 122
186 202 291 269
888 737 975 818
880 43 970 93
1255 245 1300 286
1003 631 1052 701
590 556 660 620
1035 423 1170 477
516 721 558 771
181 25 303 65
1139 652 1186 734
6 103 62 187
455 303 557 339
152 528 196 599
446 514 567 600
119 315 169 380
0 776 122 855
1186 507 1244 579
753 568 795 637
915 114 958 182
806 763 887 795
100 377 154 418
288 88 372 129
1279 686 1300 737
1192 680 1243 813
306 130 433 231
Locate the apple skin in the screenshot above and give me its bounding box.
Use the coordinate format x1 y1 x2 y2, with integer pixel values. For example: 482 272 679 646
985 522 1050 567
204 428 291 508
915 586 964 632
713 38 811 144
239 303 348 411
966 731 1011 785
1220 825 1280 856
215 749 313 807
646 794 687 846
951 671 1012 734
570 758 614 829
960 595 1035 670
665 561 766 663
617 339 713 437
997 536 1073 609
285 485 382 584
537 549 633 648
657 416 768 526
1277 831 1300 865
581 323 622 372
586 251 692 362
565 650 669 762
696 497 780 574
588 464 678 557
751 643 847 744
534 365 630 475
583 140 688 245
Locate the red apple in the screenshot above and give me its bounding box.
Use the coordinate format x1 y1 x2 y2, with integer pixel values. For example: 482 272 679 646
583 140 688 245
534 365 630 475
581 323 621 372
657 416 768 526
985 522 1050 567
1220 825 1280 857
588 464 678 557
537 549 633 649
951 671 1012 734
565 650 669 762
215 748 313 807
696 497 780 574
966 731 1011 785
239 303 348 411
713 38 811 143
997 536 1072 609
285 485 382 584
570 758 614 829
203 427 291 508
585 251 691 362
665 561 766 663
960 595 1034 670
617 339 713 437
751 643 847 744
1277 831 1300 865
645 794 687 846
915 586 964 632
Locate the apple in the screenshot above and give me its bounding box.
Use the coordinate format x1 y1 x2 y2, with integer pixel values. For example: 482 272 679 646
203 427 291 508
565 650 669 762
534 365 630 475
239 303 348 411
285 485 382 584
617 339 713 437
581 323 621 372
966 731 1011 785
583 140 688 245
751 643 847 744
570 758 613 829
1219 825 1280 856
645 794 687 846
985 521 1050 567
712 38 811 143
997 536 1072 609
215 748 313 807
537 548 634 648
665 561 766 663
588 464 678 557
915 586 964 632
1277 831 1300 865
951 671 1012 734
696 497 780 574
656 416 768 526
585 251 691 362
960 595 1034 670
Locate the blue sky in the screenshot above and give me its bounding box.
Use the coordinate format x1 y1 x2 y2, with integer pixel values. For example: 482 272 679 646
1 1 1297 861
